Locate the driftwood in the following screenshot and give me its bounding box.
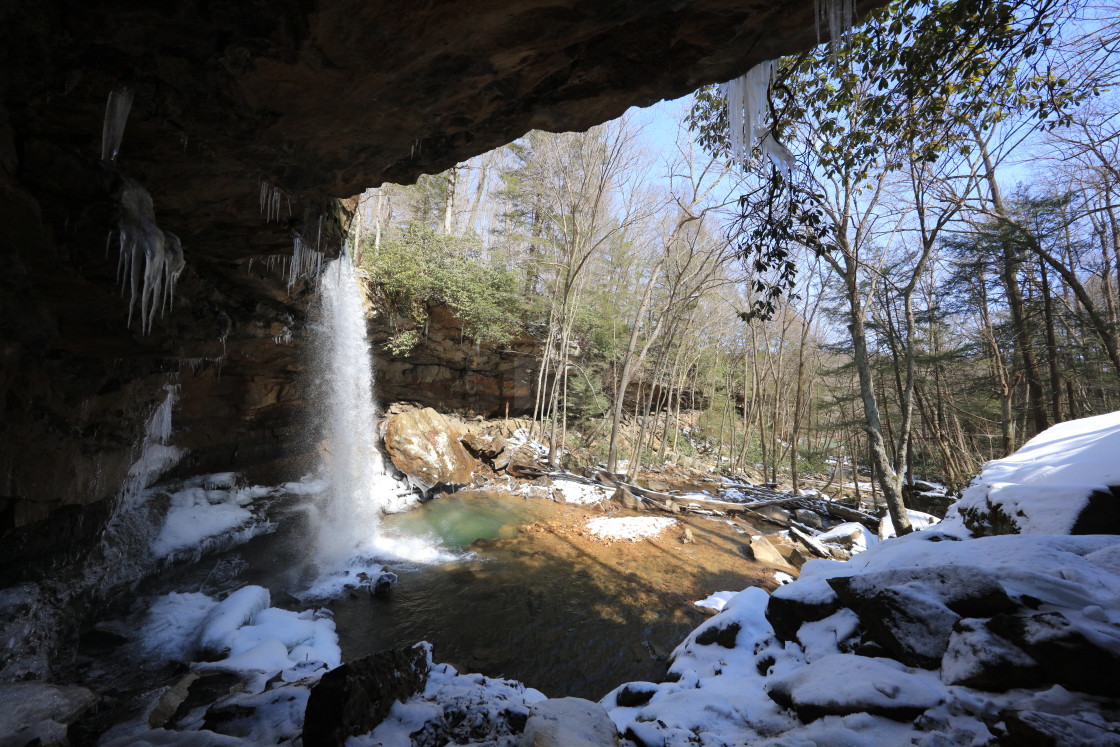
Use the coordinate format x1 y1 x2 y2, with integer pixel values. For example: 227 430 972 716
517 468 878 530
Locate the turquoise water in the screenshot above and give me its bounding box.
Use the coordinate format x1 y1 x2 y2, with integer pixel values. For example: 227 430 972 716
388 491 541 550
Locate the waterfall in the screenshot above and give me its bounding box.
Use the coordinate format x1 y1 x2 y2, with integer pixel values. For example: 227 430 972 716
313 255 417 568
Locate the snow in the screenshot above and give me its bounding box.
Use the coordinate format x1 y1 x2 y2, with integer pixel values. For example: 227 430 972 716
586 516 677 541
105 584 344 744
952 410 1120 534
551 479 612 504
877 508 939 540
137 592 218 662
197 585 272 657
353 647 547 747
151 485 260 559
601 414 1120 745
694 590 740 613
766 653 946 716
506 427 550 460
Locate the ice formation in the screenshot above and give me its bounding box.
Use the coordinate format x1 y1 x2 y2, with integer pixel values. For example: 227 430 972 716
259 179 286 222
100 88 133 163
287 235 324 290
114 178 186 333
721 62 792 173
721 0 854 173
817 0 855 61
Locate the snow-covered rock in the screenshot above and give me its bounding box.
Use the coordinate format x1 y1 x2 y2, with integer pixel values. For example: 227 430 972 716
602 413 1120 745
519 697 618 747
952 410 1120 535
765 653 945 721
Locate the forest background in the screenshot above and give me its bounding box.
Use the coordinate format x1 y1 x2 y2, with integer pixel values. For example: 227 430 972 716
347 0 1120 527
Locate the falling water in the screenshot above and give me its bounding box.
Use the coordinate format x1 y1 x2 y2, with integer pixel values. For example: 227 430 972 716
313 255 417 568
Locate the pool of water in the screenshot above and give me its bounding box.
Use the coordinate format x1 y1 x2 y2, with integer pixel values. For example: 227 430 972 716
329 490 758 700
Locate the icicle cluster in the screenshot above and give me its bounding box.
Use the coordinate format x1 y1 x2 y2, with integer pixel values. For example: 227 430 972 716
721 62 793 173
287 235 325 291
101 88 134 163
817 0 855 62
259 179 287 222
115 178 186 334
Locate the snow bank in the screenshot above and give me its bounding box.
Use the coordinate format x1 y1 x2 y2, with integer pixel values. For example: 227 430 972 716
952 410 1120 534
586 516 676 541
103 584 343 745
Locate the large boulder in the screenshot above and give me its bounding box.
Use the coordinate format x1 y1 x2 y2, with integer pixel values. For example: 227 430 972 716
519 697 619 747
382 408 476 491
302 644 431 747
951 411 1120 536
765 654 946 722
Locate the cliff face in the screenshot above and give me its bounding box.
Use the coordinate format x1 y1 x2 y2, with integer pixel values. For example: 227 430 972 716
0 0 869 575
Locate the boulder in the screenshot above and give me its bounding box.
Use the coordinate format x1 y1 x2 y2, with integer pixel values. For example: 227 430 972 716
743 535 796 572
755 505 794 525
302 643 431 747
461 431 508 461
1002 709 1120 746
695 621 741 648
844 585 960 669
0 682 99 747
766 653 945 722
794 509 823 530
827 566 1016 619
766 579 840 642
940 618 1041 691
612 486 642 511
506 447 545 478
986 611 1120 697
382 408 476 491
519 697 619 747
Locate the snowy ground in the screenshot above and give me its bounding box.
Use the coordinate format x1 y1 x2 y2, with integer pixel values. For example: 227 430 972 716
586 516 677 541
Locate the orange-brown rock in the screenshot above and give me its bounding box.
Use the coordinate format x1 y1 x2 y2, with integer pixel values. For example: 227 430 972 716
382 408 476 492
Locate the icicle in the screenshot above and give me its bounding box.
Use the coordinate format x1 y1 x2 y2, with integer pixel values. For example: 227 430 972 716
816 0 855 63
721 60 776 168
114 178 186 333
101 88 134 163
286 234 325 292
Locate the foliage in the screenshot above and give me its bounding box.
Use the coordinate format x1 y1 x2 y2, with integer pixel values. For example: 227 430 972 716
360 225 522 355
688 0 1085 319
